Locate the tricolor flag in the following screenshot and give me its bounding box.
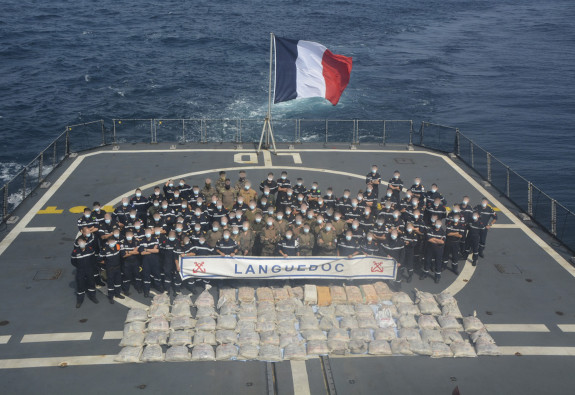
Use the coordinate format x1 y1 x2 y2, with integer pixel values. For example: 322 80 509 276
274 37 353 106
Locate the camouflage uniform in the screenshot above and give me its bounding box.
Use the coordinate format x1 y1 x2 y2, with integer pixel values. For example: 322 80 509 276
205 230 223 248
237 229 256 256
259 226 280 256
316 229 337 256
332 219 347 237
298 232 315 256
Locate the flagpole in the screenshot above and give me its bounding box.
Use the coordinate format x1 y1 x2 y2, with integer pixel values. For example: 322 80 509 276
258 32 277 154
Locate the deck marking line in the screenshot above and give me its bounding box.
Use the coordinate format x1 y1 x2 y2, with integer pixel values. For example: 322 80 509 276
21 332 92 343
103 331 123 340
490 224 520 229
0 335 11 344
21 227 56 232
95 286 148 310
558 325 575 333
262 150 273 167
0 355 118 369
290 360 311 395
37 206 64 214
484 324 550 332
442 256 477 296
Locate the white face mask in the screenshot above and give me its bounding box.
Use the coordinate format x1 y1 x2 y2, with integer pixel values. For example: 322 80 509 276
325 226 332 232
286 235 292 240
391 234 397 240
346 236 352 241
126 236 133 241
243 226 249 231
303 228 310 233
267 221 273 226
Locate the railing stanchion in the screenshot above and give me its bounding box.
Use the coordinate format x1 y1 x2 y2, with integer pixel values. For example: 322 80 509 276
3 184 8 220
470 142 474 168
506 167 510 196
455 128 460 155
551 199 557 236
22 168 27 201
383 120 387 146
487 152 492 183
528 182 533 216
38 153 44 184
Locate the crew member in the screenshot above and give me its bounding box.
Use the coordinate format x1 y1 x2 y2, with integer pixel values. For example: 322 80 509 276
139 229 162 297
337 230 361 259
99 237 125 304
120 230 141 295
71 237 99 308
475 197 497 258
421 219 446 283
277 230 299 257
443 213 466 274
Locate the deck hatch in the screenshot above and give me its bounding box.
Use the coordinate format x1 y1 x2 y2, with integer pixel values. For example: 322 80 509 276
33 269 62 280
394 157 414 164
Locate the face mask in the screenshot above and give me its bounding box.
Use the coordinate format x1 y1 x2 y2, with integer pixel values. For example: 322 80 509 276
286 211 292 216
277 215 283 220
195 212 201 217
193 190 199 195
238 200 244 205
473 216 479 221
267 210 273 216
307 214 313 219
199 240 205 245
243 226 249 231
414 215 420 219
221 222 228 227
415 181 420 186
377 221 384 226
244 186 250 190
297 182 302 186
453 209 459 213
303 228 310 233
261 202 267 207
317 219 323 224
109 242 116 247
130 214 136 219
357 196 363 201
225 185 231 190
301 209 307 215
113 234 120 239
364 212 370 216
286 234 292 240
346 236 352 241
169 236 176 241
288 193 294 197
431 188 437 193
84 213 90 218
325 226 332 232
352 225 358 230
136 193 141 198
105 219 111 224
434 202 439 207
327 192 332 197
78 243 86 249
372 169 377 173
334 216 341 221
232 230 239 235
264 191 269 196
123 202 128 207
176 228 182 233
182 204 187 208
135 225 141 230
454 219 460 223
296 221 302 226
343 194 349 199
352 203 357 208
268 177 273 181
154 231 161 236
236 215 242 219
407 228 413 233
126 236 133 241
195 227 201 232
93 207 100 212
153 202 159 207
386 193 392 198
267 221 273 226
385 204 391 209
431 218 436 223
249 205 256 210
281 175 287 180
391 234 397 240
162 205 168 209
255 218 262 223
83 233 90 238
393 214 398 219
312 186 317 190
223 234 229 240
154 191 160 196
435 224 441 228
482 203 487 208
216 205 222 210
367 237 373 242
297 197 303 202
462 201 469 205
169 183 174 187
213 227 219 232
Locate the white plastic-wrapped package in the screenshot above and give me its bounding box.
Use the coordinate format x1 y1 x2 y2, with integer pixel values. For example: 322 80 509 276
115 346 143 363
437 315 463 330
216 330 237 345
340 316 359 330
144 331 169 345
376 308 396 329
165 345 192 362
238 330 260 346
279 334 301 348
256 287 274 303
216 343 239 360
168 331 192 347
327 340 348 355
319 316 338 331
368 340 392 356
194 284 215 308
238 287 255 304
355 304 374 319
277 320 297 336
409 340 432 356
120 332 146 347
171 303 192 318
390 339 413 355
284 342 307 360
256 321 276 333
194 331 217 346
397 315 418 329
374 327 397 341
441 303 463 319
140 344 164 362
373 281 394 302
306 340 329 356
463 316 484 333
345 286 364 304
196 317 216 332
475 339 500 356
418 315 440 330
350 328 373 342
392 292 413 305
418 300 442 316
276 299 296 313
415 289 436 304
470 328 495 344
149 304 170 319
147 317 170 332
299 315 320 331
173 293 193 305
259 331 280 346
303 285 317 305
170 317 196 331
196 306 217 319
151 293 170 306
191 344 215 361
217 315 237 331
399 328 421 342
328 328 350 342
420 329 443 343
258 344 282 362
357 316 378 330
441 330 465 345
435 291 457 307
238 344 259 360
124 321 146 334
451 341 477 358
302 330 327 341
360 284 379 305
236 320 256 333
349 340 368 354
330 286 347 305
273 287 290 302
430 341 453 358
397 303 420 316
238 303 258 322
335 304 355 317
218 288 237 306
125 308 149 323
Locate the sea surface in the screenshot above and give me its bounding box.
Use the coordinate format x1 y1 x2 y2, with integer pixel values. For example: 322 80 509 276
1 0 574 208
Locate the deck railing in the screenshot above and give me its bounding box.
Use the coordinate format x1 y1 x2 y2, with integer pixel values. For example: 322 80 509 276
1 118 573 254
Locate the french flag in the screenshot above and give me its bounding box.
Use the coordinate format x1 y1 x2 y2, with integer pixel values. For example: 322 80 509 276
274 37 353 106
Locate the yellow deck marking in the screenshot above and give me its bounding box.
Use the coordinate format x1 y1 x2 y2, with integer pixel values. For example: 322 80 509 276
37 206 63 214
69 205 88 214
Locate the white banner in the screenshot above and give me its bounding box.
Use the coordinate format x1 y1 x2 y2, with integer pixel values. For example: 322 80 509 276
180 255 397 280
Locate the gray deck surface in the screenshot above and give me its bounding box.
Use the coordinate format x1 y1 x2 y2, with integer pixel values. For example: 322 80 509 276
0 142 574 394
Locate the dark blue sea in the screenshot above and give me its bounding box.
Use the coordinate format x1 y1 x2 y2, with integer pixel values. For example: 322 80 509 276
1 0 574 208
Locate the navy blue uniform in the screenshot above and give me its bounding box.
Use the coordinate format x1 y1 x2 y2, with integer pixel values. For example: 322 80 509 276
475 204 498 255
71 246 97 303
365 171 381 197
465 218 486 264
159 236 181 294
277 237 299 256
120 238 141 293
337 236 360 257
99 242 123 299
443 221 466 271
139 236 162 295
423 226 446 280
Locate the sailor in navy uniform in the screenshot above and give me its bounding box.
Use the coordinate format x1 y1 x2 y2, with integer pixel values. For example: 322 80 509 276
189 208 210 232
130 189 149 219
149 186 165 206
91 202 107 227
174 236 195 293
99 238 125 304
424 183 447 211
402 223 419 283
160 230 181 296
421 219 446 283
75 227 104 286
409 177 425 201
307 182 321 209
71 237 99 308
336 189 352 215
443 214 466 274
337 231 361 258
188 186 205 207
120 230 141 294
277 230 299 257
177 179 192 200
77 207 98 233
388 170 404 203
168 189 185 211
360 232 380 256
139 229 162 297
323 187 337 210
275 171 291 209
364 185 378 208
465 212 486 266
425 197 447 225
382 229 405 289
260 172 278 195
475 197 497 258
365 165 381 198
113 197 132 228
215 230 239 257
163 179 177 201
292 178 308 199
345 199 363 224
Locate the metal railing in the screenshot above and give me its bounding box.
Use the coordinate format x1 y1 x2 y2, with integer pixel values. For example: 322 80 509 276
1 118 573 254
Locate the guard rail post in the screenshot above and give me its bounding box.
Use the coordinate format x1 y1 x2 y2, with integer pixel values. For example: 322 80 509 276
487 152 492 183
528 182 533 216
455 128 460 155
409 120 414 147
506 167 510 196
22 168 27 201
551 199 557 236
470 142 474 168
2 184 8 220
38 152 44 184
383 121 387 146
100 120 106 146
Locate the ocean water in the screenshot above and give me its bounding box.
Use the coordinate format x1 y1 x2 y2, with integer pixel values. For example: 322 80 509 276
1 0 574 208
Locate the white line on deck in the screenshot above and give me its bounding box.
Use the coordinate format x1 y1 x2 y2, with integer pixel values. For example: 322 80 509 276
484 324 550 332
557 324 575 332
21 332 92 343
20 227 56 232
490 224 520 229
442 256 477 296
290 361 311 395
498 346 575 356
0 335 11 344
102 331 123 340
0 355 118 369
